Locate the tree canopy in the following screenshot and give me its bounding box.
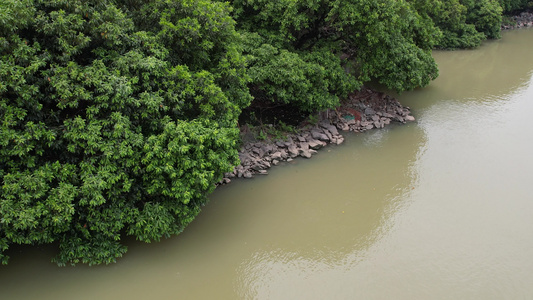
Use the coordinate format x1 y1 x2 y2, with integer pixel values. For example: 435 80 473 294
1 0 250 265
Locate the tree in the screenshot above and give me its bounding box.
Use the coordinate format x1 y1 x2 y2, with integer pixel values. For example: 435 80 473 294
498 0 532 13
224 0 440 117
0 0 251 265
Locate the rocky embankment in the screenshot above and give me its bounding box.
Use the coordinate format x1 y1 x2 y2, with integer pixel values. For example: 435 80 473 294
502 11 533 29
218 88 415 185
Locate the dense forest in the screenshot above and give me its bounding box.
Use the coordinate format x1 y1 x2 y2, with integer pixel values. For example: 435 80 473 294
1 0 531 265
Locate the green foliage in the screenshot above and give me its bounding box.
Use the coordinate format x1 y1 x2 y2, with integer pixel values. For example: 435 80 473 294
1 0 249 265
463 0 503 39
243 33 359 112
414 0 504 49
227 0 440 102
498 0 532 12
330 0 440 91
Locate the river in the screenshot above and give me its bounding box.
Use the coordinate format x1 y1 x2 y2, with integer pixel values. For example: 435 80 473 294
1 28 533 300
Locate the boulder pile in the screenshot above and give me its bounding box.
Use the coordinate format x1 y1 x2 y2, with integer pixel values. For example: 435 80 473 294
218 88 415 185
502 11 533 29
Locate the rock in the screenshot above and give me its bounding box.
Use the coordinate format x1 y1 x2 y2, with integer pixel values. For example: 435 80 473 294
222 178 231 184
276 141 286 148
335 137 344 145
257 170 268 175
405 115 415 122
272 159 279 165
288 144 299 157
364 107 375 115
243 171 253 178
297 135 306 142
323 129 334 141
320 121 339 136
311 129 330 141
271 151 283 160
239 152 253 164
299 142 310 151
300 149 313 158
252 146 264 157
280 149 289 159
251 163 263 171
307 139 325 149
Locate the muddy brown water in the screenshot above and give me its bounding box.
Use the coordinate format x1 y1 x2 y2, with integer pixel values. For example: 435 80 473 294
2 28 533 299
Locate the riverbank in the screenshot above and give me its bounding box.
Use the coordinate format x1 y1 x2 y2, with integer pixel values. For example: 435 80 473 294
502 11 533 29
218 88 415 184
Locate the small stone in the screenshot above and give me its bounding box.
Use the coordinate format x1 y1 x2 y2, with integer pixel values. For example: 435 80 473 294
288 144 299 157
311 129 330 142
320 122 339 136
271 152 283 160
276 141 286 148
307 139 325 149
300 149 312 158
364 107 375 115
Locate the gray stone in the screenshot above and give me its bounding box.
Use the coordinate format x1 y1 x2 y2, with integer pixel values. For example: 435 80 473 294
252 146 264 157
280 149 289 159
276 141 286 148
271 151 283 160
288 144 299 157
405 115 415 122
311 129 330 142
307 139 325 149
320 122 339 136
364 107 375 115
251 163 263 171
323 129 334 141
300 149 313 158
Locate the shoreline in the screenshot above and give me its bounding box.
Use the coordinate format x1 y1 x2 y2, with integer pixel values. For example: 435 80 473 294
502 11 533 30
218 87 415 185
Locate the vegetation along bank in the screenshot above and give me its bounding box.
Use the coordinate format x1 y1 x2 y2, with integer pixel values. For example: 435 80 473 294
1 0 531 266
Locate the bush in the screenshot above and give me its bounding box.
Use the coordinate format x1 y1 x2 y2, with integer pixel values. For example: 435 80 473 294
0 0 251 265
